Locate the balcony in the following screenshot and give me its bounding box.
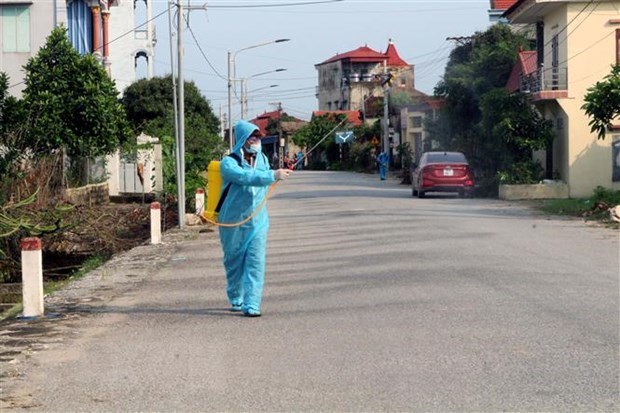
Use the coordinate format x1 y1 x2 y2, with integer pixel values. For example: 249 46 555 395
519 66 568 101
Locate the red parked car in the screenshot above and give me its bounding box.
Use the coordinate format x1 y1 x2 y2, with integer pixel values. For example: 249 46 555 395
411 151 475 198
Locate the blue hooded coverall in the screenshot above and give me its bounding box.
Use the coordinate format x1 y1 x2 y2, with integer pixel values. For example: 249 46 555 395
218 120 276 315
377 152 388 180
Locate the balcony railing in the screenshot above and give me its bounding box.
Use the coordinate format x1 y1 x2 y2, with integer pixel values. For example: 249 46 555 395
520 65 568 94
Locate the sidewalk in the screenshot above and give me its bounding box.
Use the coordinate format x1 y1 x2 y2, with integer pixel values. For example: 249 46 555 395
0 225 211 410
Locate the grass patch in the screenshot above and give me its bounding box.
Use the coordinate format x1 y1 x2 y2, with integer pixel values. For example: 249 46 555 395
537 186 620 227
43 255 107 295
539 198 592 216
0 255 107 321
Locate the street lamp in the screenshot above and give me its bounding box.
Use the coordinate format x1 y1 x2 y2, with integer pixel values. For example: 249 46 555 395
240 68 286 119
227 39 290 151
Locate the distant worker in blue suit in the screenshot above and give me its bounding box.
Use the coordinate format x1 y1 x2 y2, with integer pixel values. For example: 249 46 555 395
377 151 389 180
296 150 304 170
218 120 292 317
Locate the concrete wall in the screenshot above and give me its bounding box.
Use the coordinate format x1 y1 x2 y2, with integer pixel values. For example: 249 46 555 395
499 183 569 200
64 182 109 205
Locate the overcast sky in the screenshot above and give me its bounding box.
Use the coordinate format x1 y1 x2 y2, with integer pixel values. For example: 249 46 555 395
149 0 491 121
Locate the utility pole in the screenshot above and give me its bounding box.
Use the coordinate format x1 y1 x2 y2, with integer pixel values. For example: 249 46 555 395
227 51 233 152
277 102 284 168
382 60 390 157
446 36 474 46
177 0 186 228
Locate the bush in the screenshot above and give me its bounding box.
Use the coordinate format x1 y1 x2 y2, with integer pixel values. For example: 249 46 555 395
540 186 620 224
496 159 545 185
590 185 620 205
474 175 499 198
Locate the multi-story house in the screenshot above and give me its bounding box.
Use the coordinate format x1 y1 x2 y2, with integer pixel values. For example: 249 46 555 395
315 40 417 113
1 0 67 96
398 98 442 164
505 0 620 197
1 0 159 196
1 0 155 94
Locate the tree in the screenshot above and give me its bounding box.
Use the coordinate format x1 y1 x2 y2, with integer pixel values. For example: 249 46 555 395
1 73 28 205
22 27 130 162
433 25 530 153
429 24 550 194
582 65 620 139
122 75 223 205
291 113 347 168
480 89 553 176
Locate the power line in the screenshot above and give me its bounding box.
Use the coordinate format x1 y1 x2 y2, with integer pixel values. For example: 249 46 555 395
558 30 615 66
100 8 168 52
183 13 228 81
207 0 343 8
9 9 168 89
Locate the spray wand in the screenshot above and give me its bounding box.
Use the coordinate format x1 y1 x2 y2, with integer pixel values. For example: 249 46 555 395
202 117 348 227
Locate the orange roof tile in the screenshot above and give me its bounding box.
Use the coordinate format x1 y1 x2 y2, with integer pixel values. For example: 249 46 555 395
318 40 409 67
490 0 518 10
384 40 408 67
312 110 363 126
505 50 537 92
320 45 386 65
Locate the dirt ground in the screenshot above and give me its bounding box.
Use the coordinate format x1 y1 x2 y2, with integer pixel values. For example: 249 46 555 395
1 201 179 302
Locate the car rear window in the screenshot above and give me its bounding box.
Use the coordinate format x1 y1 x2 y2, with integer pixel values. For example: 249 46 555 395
426 153 467 163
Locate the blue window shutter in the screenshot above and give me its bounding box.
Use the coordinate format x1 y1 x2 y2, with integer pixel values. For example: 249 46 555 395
67 0 92 54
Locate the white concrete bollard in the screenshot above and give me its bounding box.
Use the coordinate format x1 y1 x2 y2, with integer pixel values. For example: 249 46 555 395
195 188 205 216
150 202 162 245
21 237 44 318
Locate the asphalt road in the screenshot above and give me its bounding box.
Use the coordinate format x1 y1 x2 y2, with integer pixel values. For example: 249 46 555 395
2 170 619 412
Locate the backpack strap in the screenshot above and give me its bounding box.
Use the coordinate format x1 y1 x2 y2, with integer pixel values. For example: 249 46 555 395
215 153 243 214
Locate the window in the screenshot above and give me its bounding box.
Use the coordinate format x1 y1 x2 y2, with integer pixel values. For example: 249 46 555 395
134 0 148 39
616 29 620 64
67 0 92 55
612 136 620 182
1 6 30 53
410 116 422 129
426 152 467 163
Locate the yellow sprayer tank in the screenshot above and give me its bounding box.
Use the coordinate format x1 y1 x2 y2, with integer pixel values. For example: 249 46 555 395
204 160 222 221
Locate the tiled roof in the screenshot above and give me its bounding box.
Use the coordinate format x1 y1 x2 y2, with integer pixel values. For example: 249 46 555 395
249 111 280 136
319 41 409 67
312 110 363 126
505 50 537 92
490 0 518 10
249 111 306 136
320 45 386 65
385 41 409 67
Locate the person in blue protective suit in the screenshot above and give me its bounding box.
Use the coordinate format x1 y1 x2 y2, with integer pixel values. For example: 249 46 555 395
377 151 388 180
296 150 304 170
218 120 292 317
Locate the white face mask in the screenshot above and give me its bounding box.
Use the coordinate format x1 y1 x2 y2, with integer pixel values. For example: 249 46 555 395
246 140 262 154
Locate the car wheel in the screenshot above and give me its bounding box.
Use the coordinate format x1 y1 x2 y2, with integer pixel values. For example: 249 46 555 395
412 186 418 197
458 189 465 198
418 190 425 198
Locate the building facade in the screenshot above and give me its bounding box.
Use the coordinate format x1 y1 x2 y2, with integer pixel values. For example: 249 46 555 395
505 0 620 197
1 0 160 196
315 40 414 113
398 99 442 164
1 0 67 96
